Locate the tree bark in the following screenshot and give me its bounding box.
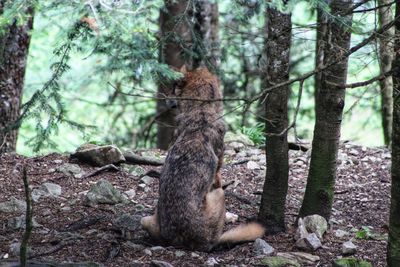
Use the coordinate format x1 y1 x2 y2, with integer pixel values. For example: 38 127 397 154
157 0 192 150
0 3 34 154
387 4 400 266
299 0 353 221
258 6 291 234
378 0 394 146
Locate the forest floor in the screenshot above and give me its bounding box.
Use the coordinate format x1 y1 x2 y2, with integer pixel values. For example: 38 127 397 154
0 141 391 267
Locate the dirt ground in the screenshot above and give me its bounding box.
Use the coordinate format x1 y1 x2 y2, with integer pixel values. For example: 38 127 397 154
0 142 391 266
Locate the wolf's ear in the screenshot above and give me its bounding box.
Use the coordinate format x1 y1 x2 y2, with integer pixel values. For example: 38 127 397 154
179 64 188 74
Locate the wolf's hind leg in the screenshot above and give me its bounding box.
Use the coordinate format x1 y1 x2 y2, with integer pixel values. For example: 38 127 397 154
141 214 160 239
205 188 226 239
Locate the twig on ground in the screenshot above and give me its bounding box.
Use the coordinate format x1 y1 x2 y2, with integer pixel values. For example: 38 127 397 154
20 165 32 267
29 241 75 259
225 191 256 205
82 164 119 179
222 180 235 190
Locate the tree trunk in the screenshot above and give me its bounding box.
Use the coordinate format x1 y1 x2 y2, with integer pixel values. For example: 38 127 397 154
387 4 400 266
378 0 394 146
157 0 192 150
314 0 328 110
0 4 34 154
193 0 220 71
258 6 291 234
299 0 353 221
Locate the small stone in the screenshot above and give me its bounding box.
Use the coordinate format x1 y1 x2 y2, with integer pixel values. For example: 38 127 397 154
124 241 145 252
191 252 200 258
303 214 328 240
151 260 174 267
335 229 349 238
205 257 219 266
247 160 260 170
72 144 126 166
54 159 63 164
0 197 26 213
127 165 146 176
9 242 31 257
56 163 82 177
342 240 357 255
229 141 245 151
174 250 186 257
150 246 165 252
141 175 154 185
253 238 275 256
225 211 239 223
7 215 40 230
225 149 236 156
85 179 126 206
143 248 152 256
124 189 136 198
113 214 141 231
295 233 322 251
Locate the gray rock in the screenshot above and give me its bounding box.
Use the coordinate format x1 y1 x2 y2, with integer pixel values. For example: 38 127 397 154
205 257 219 266
294 218 308 241
124 241 145 252
335 229 349 238
54 159 63 164
247 160 260 170
342 240 357 255
7 215 40 230
9 242 31 257
72 144 126 167
141 175 154 185
57 163 82 177
0 197 26 213
32 182 62 202
151 260 174 267
113 214 141 231
225 211 238 223
303 214 328 240
253 238 275 256
124 189 136 198
126 165 146 176
174 250 186 257
229 141 245 151
85 179 126 205
150 246 165 252
295 233 322 251
277 252 320 265
143 248 152 256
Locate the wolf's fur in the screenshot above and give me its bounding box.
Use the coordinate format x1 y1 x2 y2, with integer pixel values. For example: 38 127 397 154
141 67 264 251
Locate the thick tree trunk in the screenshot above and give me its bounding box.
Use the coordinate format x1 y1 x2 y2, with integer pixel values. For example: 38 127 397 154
258 6 291 234
299 0 352 221
157 0 192 150
378 0 394 146
193 0 220 71
387 4 400 266
0 4 34 154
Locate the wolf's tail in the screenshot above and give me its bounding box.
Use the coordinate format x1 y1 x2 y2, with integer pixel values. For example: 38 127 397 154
218 222 265 244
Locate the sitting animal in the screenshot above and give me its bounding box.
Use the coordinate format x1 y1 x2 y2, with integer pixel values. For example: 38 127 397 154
141 66 264 251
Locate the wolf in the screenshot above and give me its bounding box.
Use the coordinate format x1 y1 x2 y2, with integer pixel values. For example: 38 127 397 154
141 66 264 251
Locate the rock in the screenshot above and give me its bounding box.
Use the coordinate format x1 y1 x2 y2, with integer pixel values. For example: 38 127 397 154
124 241 145 252
277 252 320 265
57 163 82 177
7 215 41 230
342 240 357 255
229 141 245 151
0 197 26 213
303 214 328 240
9 242 31 257
141 175 154 185
253 238 275 256
295 233 322 251
54 159 63 164
143 248 152 256
150 246 165 252
126 165 146 176
85 179 126 205
247 160 260 170
124 189 136 198
32 182 62 202
335 229 349 238
174 250 186 257
72 144 126 166
258 256 300 267
113 214 141 231
294 218 308 241
151 260 174 267
225 211 238 223
332 258 372 267
191 252 200 258
224 132 254 146
205 257 219 266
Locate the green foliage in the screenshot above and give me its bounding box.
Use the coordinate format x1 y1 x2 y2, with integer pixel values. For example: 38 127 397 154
241 123 265 145
355 226 376 240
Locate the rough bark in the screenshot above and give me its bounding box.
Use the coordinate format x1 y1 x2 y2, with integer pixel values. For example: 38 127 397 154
299 0 353 221
0 3 34 154
157 0 192 150
258 6 291 234
378 0 394 146
387 4 400 266
314 0 329 109
193 0 220 71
